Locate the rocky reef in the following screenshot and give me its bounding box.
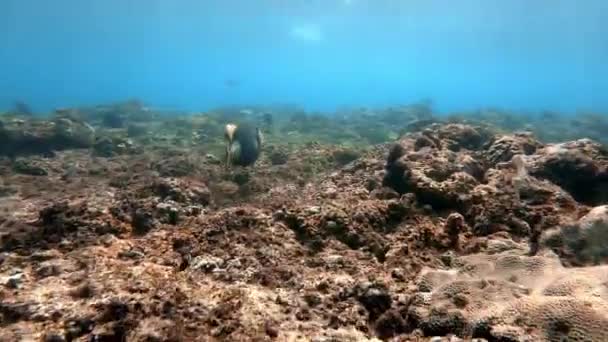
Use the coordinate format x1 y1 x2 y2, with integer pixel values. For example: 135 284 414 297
0 111 95 157
1 102 608 341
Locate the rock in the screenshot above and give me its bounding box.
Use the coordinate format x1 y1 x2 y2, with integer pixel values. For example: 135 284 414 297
5 113 608 341
12 159 48 176
391 268 406 281
579 206 608 229
52 113 96 147
440 251 456 267
355 282 392 319
0 184 18 197
1 113 96 156
30 249 62 262
437 124 485 151
131 208 156 235
529 139 608 205
303 293 322 307
332 148 361 166
264 320 279 338
35 263 61 279
326 220 338 230
64 318 95 340
191 255 224 273
383 128 481 209
406 118 437 132
0 302 33 323
127 123 147 137
370 187 400 200
387 143 407 165
101 111 125 128
205 153 221 165
5 272 24 289
306 206 321 214
542 205 608 265
92 136 116 157
152 178 211 206
405 247 608 341
445 213 467 248
324 255 344 266
295 308 311 321
69 282 96 299
269 149 289 165
43 333 66 342
414 135 438 150
118 249 145 260
383 151 410 194
98 299 129 322
93 136 138 157
214 181 240 197
458 154 485 180
153 156 197 177
485 132 541 165
99 234 118 246
323 186 338 198
156 201 181 224
130 318 175 341
374 309 408 339
59 239 72 249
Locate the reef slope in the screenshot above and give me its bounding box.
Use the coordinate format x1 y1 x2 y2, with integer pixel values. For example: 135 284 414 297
1 112 607 341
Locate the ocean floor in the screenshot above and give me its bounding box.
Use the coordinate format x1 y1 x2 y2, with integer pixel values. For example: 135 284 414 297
1 101 608 341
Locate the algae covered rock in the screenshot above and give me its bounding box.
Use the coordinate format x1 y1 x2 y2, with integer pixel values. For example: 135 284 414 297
92 136 139 157
528 139 608 205
126 123 148 137
485 132 542 165
12 159 48 176
437 124 487 151
52 115 96 147
542 205 608 265
383 127 481 209
332 148 361 166
0 113 95 156
151 177 211 206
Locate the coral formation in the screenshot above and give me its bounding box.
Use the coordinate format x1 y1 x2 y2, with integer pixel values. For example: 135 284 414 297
410 242 608 341
0 101 607 341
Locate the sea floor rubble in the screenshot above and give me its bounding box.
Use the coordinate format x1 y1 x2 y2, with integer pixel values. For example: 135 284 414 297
1 109 608 341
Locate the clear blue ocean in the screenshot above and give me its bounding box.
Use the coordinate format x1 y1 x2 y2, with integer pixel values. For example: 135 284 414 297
2 0 607 114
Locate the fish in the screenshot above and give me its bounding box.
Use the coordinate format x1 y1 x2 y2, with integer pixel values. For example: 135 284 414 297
224 123 263 168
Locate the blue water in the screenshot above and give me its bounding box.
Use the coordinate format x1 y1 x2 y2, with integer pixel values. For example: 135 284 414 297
1 0 607 114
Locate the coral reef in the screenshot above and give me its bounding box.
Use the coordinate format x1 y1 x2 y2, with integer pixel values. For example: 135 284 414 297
409 242 608 341
0 112 95 157
0 101 607 341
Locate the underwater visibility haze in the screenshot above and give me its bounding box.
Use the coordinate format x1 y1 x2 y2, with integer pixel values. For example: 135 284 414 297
5 2 608 341
1 0 608 114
